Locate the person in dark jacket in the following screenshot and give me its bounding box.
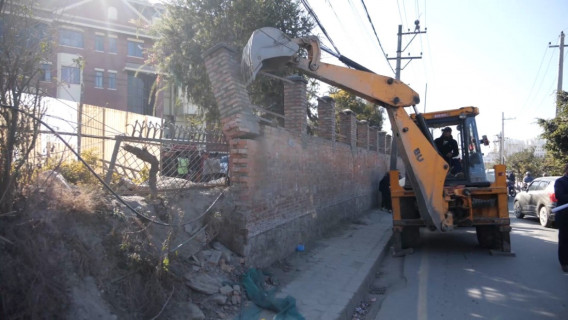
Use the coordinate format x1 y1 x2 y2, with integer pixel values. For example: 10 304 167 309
379 172 392 212
554 163 568 273
434 127 459 164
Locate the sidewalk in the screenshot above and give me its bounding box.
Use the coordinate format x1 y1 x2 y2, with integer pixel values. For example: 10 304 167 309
263 209 394 320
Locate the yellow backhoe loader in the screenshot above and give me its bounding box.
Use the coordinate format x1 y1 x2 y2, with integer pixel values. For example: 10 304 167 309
241 27 512 256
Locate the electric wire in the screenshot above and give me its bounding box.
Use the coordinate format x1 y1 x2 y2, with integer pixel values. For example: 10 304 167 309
396 0 405 27
532 47 556 108
50 83 147 137
0 104 224 227
300 0 340 54
346 0 375 52
402 0 409 28
359 0 396 75
319 0 368 66
56 85 121 133
520 46 550 112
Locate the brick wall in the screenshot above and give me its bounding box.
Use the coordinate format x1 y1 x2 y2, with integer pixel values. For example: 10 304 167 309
203 43 393 267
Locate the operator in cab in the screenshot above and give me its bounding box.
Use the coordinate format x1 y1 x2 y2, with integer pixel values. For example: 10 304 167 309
434 127 459 165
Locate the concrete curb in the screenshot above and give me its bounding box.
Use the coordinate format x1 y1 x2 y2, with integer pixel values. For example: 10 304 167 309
337 229 393 319
272 210 394 320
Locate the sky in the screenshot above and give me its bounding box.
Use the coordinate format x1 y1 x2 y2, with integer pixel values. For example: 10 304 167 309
304 0 568 143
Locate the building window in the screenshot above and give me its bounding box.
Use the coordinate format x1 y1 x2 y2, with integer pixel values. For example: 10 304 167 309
95 71 103 88
108 7 117 20
59 29 83 48
108 37 117 53
108 72 116 89
128 72 144 114
127 41 143 57
40 63 51 82
95 35 104 52
61 66 80 84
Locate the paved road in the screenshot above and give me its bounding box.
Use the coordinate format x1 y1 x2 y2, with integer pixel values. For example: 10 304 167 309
373 199 568 320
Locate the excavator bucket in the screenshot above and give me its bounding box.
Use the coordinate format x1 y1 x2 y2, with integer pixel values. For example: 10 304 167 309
241 27 299 85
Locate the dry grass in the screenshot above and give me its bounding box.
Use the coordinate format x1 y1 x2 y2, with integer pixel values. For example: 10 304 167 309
47 186 100 214
0 184 173 319
1 174 229 319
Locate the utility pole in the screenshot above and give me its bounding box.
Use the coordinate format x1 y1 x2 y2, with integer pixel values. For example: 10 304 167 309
500 112 515 164
387 20 426 170
549 31 567 115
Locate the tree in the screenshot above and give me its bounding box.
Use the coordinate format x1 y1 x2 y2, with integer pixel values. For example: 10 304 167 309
0 0 53 212
506 147 544 177
329 88 384 129
151 0 314 123
537 90 568 174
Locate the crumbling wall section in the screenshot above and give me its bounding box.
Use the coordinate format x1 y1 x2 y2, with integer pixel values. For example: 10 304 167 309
203 43 395 267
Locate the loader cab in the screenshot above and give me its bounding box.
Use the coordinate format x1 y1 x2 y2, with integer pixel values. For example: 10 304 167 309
413 107 490 187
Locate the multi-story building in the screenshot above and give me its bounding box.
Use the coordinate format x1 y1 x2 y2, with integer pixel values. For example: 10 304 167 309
35 0 194 122
483 136 547 167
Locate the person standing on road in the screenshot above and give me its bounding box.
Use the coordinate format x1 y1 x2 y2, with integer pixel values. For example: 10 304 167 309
554 163 568 273
379 172 392 212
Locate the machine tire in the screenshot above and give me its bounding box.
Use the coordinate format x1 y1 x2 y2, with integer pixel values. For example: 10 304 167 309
539 206 552 228
476 225 501 249
513 201 524 219
401 227 420 249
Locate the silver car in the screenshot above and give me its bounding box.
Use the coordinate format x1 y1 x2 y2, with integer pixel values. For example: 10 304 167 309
513 176 560 228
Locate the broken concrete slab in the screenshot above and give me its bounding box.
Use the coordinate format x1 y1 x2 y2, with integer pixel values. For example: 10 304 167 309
184 273 222 295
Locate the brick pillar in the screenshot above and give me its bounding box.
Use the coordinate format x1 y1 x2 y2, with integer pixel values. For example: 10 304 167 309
356 120 369 149
339 109 356 147
385 134 392 154
283 75 307 136
317 96 335 141
202 43 259 139
378 131 387 153
369 126 378 151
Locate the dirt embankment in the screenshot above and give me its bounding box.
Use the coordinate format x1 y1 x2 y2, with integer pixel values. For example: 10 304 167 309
0 178 256 320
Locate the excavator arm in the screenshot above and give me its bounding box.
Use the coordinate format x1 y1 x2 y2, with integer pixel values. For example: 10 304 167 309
242 27 453 231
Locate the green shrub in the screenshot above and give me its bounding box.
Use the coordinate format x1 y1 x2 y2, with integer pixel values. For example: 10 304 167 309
45 149 99 185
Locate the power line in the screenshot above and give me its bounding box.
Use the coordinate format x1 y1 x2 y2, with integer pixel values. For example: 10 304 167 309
520 46 550 112
0 104 168 226
533 47 557 107
396 0 405 26
301 0 340 54
402 0 409 27
359 0 396 75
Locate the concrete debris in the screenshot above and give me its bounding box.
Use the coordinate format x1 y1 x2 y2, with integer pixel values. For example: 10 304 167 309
212 241 233 263
39 170 72 190
188 302 206 320
202 249 222 265
219 285 233 295
185 273 222 295
209 294 227 305
220 259 234 273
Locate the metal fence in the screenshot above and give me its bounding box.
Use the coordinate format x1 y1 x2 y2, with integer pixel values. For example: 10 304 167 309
24 102 231 195
103 120 229 195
